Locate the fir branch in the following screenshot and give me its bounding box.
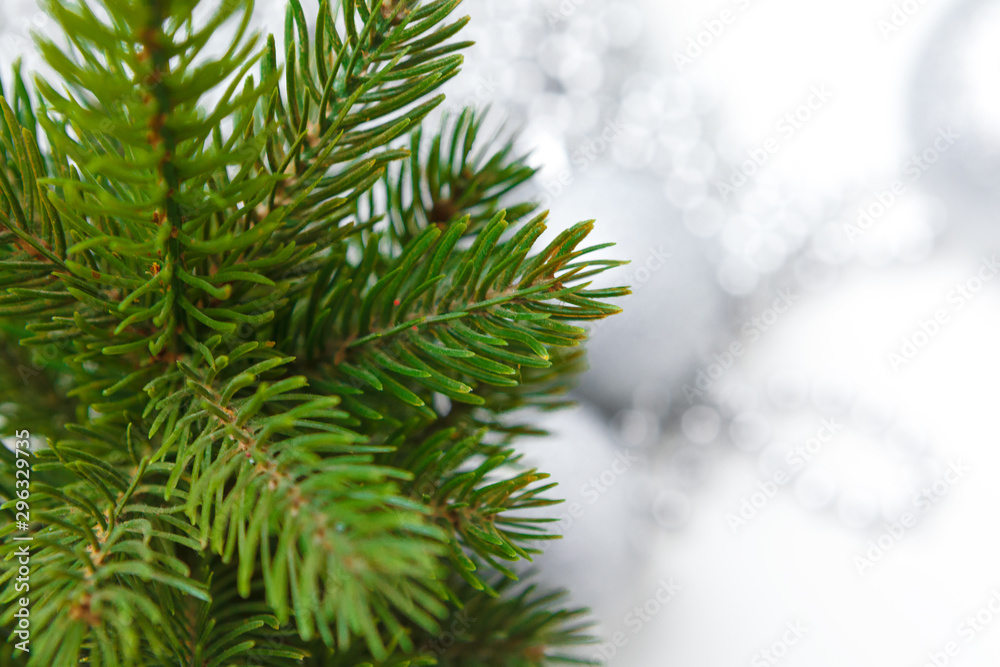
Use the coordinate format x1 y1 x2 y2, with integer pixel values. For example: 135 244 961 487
303 575 599 666
294 210 626 426
0 0 629 663
139 343 449 659
0 449 208 665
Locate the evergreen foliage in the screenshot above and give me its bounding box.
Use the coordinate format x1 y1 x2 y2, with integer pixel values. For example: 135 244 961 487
0 0 628 664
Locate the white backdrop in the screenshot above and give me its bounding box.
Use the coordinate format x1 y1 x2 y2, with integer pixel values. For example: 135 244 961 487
5 1 1000 664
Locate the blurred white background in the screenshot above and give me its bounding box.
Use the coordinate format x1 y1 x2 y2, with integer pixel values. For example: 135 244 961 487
6 0 1000 664
448 0 1000 665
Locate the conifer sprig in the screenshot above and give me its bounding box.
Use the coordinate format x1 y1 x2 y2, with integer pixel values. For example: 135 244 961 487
0 0 627 664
